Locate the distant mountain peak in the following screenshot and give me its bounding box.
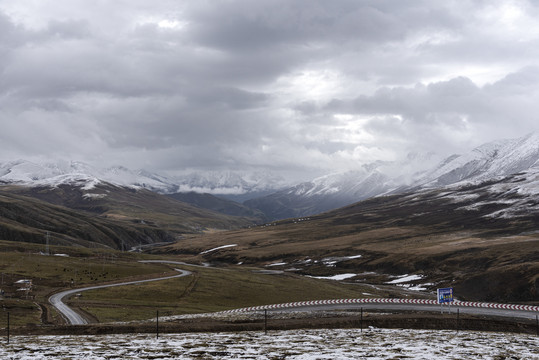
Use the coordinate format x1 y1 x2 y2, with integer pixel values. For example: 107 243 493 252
245 133 539 220
419 132 539 187
0 160 290 198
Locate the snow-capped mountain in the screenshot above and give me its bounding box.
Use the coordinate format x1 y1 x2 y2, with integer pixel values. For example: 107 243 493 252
416 132 539 187
0 160 289 198
243 153 440 220
245 133 539 220
2 133 538 221
441 167 539 220
243 167 395 220
0 160 178 193
172 170 289 196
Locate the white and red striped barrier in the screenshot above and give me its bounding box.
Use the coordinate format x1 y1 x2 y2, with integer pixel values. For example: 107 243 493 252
217 298 539 314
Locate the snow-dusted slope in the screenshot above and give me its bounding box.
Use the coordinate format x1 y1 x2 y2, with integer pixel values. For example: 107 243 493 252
245 133 539 220
418 133 539 187
442 166 539 220
0 160 289 197
244 155 437 220
173 170 288 196
0 160 178 192
2 133 538 221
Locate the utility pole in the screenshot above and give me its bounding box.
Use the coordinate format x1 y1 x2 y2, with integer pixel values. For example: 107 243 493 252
45 231 50 255
156 310 159 339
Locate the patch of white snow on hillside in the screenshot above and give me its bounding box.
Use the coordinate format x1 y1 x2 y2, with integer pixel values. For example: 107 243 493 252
82 193 107 200
266 262 287 267
386 274 424 284
310 273 357 281
81 177 101 190
444 192 481 203
407 283 434 291
199 244 237 255
321 255 362 267
457 199 515 212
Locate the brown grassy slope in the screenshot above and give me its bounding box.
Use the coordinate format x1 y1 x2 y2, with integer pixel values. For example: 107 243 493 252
0 240 397 326
153 187 539 303
0 184 258 249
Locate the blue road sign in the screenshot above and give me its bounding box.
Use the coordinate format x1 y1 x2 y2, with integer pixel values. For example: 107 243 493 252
437 287 454 304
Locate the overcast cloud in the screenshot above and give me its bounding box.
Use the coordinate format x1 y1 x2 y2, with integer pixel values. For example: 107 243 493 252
1 0 539 181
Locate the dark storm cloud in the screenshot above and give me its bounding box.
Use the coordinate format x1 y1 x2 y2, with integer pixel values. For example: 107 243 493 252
0 1 538 180
319 67 539 154
186 0 457 49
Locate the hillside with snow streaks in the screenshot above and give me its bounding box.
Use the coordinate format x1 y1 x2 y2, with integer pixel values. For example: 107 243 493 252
246 133 539 220
1 133 539 221
418 133 539 187
0 160 175 192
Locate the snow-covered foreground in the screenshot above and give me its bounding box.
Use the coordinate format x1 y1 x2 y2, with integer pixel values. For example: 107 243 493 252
1 328 537 359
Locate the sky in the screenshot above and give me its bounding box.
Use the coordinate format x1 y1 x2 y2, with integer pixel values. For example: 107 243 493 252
1 0 539 182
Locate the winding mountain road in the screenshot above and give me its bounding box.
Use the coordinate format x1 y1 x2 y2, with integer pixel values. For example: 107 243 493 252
50 260 538 325
49 267 192 325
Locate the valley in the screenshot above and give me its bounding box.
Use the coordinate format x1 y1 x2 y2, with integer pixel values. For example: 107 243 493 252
0 134 538 331
153 176 539 304
0 240 396 328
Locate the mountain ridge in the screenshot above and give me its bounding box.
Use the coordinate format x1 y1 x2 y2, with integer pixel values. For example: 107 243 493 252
1 132 538 221
246 133 539 220
155 168 539 303
0 160 290 198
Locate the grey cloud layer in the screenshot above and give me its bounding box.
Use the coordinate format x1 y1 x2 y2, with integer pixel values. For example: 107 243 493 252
0 0 538 180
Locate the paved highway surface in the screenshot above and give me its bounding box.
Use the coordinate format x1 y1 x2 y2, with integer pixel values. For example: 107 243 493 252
221 299 539 321
50 260 538 325
49 267 191 325
281 303 538 321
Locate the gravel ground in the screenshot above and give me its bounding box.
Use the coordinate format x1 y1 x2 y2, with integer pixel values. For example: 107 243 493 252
1 327 537 359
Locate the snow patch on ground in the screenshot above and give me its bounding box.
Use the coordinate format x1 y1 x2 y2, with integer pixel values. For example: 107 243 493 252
444 192 481 203
199 244 237 255
406 283 435 291
386 274 424 284
82 193 107 200
320 255 362 267
310 273 357 281
266 262 287 267
1 329 537 359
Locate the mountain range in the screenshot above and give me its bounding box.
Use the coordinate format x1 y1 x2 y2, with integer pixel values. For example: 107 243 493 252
1 132 538 224
0 160 288 198
158 165 539 303
0 133 538 302
155 154 539 303
246 133 539 220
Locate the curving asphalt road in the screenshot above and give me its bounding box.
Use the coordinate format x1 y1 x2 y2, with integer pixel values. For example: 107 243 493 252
219 298 539 321
49 267 192 325
50 260 538 325
281 303 539 321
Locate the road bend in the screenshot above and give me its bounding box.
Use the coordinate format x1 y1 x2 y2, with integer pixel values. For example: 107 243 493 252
49 267 191 325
